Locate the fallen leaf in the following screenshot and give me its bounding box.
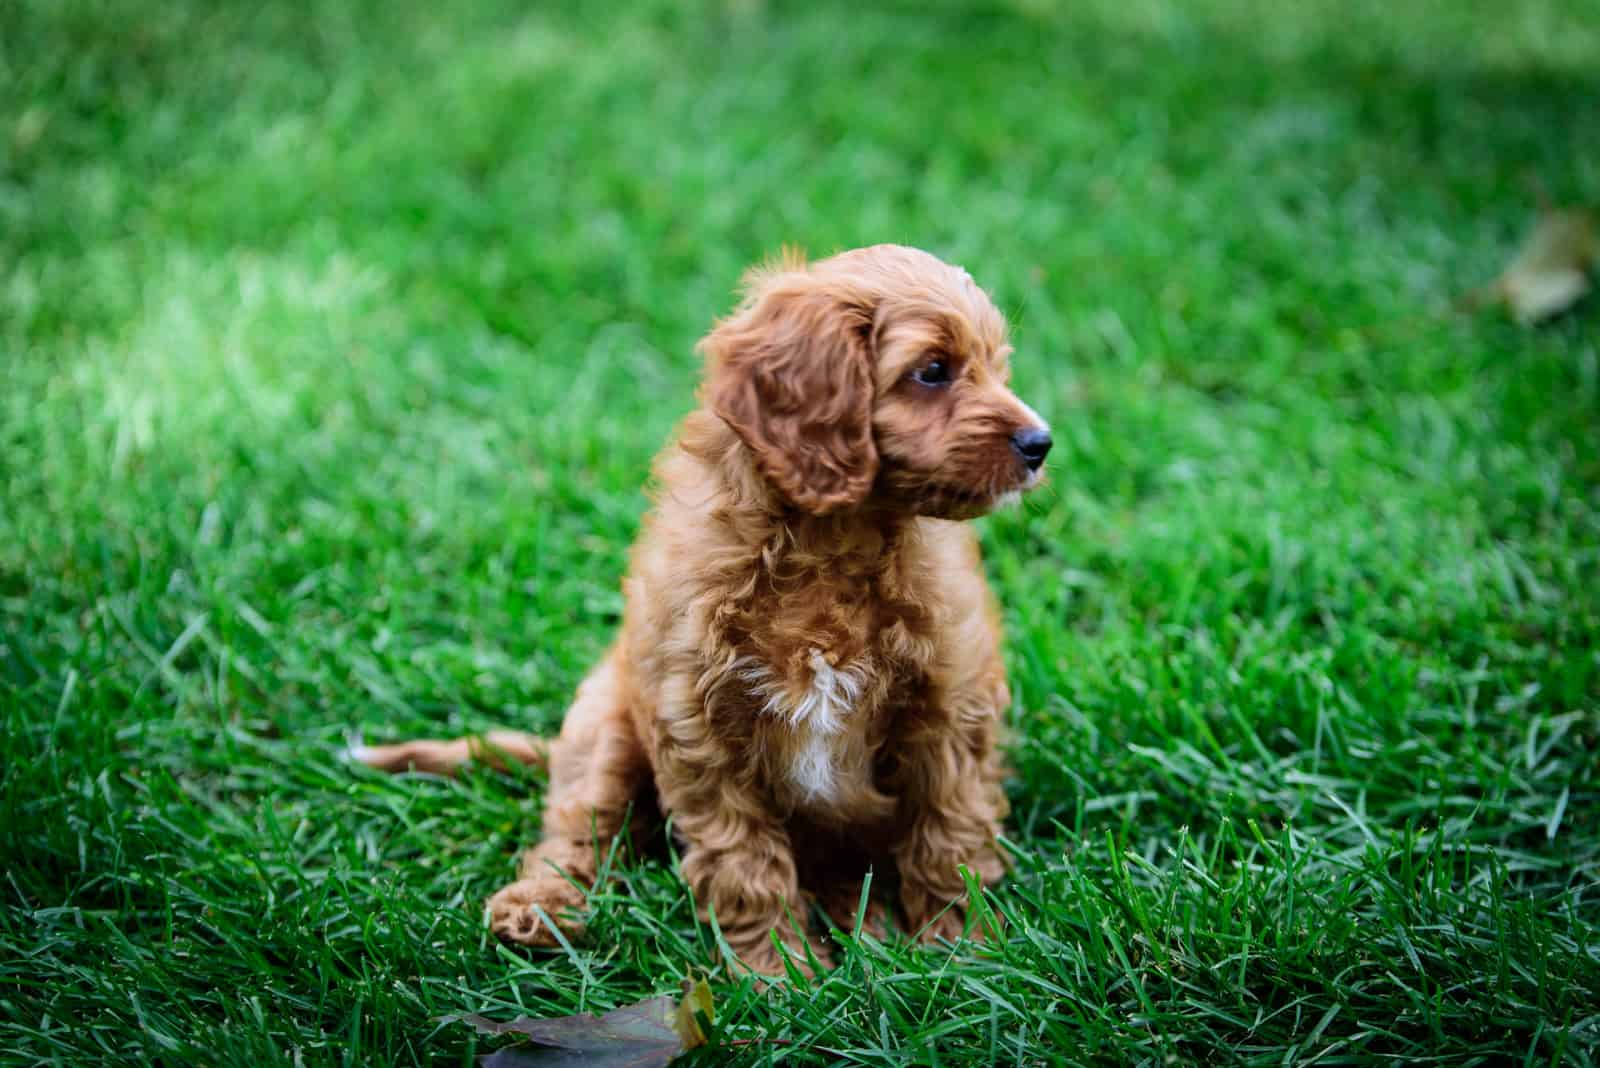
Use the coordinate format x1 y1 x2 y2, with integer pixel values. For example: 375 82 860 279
673 977 714 1049
456 982 717 1068
1478 203 1597 325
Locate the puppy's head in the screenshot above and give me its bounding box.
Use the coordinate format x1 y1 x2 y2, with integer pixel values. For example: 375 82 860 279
701 244 1050 518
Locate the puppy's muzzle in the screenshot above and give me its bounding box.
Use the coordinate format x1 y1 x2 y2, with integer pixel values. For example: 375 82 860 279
1010 427 1052 471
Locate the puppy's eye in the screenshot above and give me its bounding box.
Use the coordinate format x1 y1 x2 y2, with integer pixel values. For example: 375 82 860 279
910 359 952 387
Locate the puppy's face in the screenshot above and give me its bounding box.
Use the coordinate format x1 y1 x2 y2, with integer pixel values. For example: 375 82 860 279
869 302 1049 519
703 245 1050 518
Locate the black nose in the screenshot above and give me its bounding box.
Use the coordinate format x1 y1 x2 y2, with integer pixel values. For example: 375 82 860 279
1011 427 1052 470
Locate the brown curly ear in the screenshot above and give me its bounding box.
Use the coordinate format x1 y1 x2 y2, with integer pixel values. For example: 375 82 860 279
700 268 878 514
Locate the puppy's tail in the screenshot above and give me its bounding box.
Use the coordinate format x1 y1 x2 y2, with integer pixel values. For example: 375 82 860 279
347 730 548 777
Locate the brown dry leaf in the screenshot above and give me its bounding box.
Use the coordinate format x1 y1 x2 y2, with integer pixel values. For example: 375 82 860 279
1480 204 1598 325
456 982 717 1068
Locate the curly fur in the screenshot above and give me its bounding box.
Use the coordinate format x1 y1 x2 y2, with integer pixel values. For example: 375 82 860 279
357 244 1051 976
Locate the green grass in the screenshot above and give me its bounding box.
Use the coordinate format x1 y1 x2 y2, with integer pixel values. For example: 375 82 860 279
3 0 1599 1063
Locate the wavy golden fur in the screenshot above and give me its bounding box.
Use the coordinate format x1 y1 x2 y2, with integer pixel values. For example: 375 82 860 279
357 245 1052 976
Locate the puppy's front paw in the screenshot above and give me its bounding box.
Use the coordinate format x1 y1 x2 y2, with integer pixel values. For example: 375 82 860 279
910 899 1004 946
735 937 832 983
911 906 968 946
486 876 586 946
813 883 895 941
723 920 836 983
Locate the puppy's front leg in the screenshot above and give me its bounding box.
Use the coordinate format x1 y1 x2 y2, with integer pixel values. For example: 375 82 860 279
892 721 1009 945
677 813 824 977
655 690 824 977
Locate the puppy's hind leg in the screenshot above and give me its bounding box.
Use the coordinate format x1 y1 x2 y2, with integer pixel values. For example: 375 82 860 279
487 650 650 947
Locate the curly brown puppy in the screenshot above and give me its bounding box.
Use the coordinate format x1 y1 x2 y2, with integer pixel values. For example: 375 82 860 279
357 245 1051 976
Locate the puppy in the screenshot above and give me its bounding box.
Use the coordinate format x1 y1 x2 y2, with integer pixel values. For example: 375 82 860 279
358 245 1051 975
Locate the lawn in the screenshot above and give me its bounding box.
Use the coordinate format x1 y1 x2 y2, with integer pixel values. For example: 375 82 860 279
3 0 1599 1063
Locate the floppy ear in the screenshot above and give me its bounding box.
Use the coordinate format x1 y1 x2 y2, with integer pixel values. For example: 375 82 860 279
700 269 878 514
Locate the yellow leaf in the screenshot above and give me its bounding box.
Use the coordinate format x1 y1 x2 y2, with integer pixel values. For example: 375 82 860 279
673 976 715 1049
1483 204 1597 325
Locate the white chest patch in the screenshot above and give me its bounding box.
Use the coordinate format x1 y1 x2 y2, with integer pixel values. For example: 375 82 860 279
739 650 869 802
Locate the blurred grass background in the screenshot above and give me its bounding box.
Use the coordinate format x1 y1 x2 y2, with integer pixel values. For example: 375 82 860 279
2 0 1598 1064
